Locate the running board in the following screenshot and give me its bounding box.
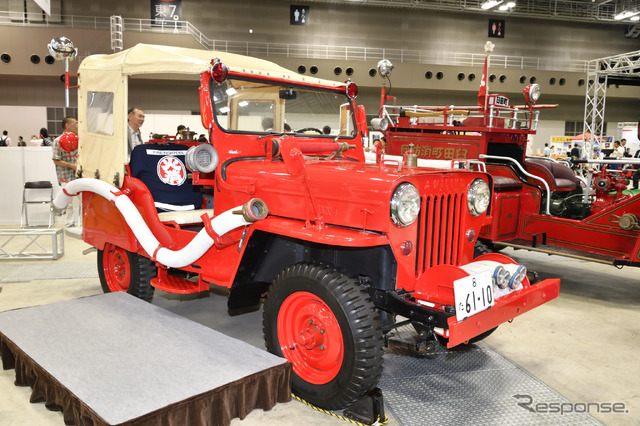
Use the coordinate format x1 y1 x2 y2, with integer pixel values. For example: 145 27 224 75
494 240 617 265
151 267 209 294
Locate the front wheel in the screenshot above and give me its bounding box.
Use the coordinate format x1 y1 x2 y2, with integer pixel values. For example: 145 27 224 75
263 263 383 410
97 243 156 302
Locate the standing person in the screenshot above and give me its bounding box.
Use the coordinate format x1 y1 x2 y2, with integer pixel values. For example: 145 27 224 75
570 144 581 160
30 128 53 146
610 140 624 170
17 136 26 146
127 107 145 154
52 116 80 228
632 148 640 190
176 124 186 140
0 130 11 146
543 143 550 157
40 128 53 146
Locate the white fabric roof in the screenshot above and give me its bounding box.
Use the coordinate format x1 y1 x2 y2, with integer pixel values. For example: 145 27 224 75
79 43 344 88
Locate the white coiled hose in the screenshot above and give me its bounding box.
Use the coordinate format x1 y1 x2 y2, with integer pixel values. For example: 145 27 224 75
53 178 267 268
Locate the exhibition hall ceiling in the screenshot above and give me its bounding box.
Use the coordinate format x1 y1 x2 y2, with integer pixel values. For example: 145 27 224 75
298 0 640 24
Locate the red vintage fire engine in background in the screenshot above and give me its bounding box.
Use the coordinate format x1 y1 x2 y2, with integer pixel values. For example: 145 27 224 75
55 44 560 411
376 45 640 269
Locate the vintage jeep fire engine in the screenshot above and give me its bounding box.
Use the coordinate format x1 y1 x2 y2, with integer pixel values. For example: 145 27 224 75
55 44 560 410
377 47 640 269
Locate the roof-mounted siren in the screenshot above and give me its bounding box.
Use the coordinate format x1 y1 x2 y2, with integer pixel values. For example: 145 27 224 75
47 37 78 107
210 58 229 84
523 83 541 107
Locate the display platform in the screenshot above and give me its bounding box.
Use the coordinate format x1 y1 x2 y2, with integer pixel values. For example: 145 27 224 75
0 292 291 426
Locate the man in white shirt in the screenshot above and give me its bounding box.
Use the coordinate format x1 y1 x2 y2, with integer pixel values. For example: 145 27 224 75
610 140 624 170
127 107 145 155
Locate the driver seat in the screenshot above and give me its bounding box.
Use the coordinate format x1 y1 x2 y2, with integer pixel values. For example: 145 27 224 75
525 157 580 192
129 142 206 222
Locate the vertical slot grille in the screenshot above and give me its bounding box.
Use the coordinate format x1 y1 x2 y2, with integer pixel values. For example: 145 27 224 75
415 192 464 275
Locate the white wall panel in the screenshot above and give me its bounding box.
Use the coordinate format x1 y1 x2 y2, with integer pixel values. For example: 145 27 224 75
0 105 48 146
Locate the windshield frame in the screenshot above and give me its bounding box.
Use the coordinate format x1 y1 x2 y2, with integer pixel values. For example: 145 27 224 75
210 74 358 140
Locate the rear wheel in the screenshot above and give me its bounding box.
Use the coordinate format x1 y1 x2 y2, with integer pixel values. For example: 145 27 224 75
263 263 383 410
97 243 156 302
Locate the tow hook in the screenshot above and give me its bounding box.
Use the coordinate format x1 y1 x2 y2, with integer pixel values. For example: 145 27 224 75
383 320 440 359
528 270 541 285
415 329 439 359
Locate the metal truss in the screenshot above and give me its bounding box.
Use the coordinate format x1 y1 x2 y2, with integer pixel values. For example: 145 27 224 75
583 49 640 154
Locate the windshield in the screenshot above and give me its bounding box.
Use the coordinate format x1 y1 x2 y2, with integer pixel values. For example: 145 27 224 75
212 78 356 138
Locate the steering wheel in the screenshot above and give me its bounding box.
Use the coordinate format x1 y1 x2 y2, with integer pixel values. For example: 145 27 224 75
295 127 323 135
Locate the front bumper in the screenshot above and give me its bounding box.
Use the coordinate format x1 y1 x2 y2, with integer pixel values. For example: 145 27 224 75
371 277 560 348
446 277 560 347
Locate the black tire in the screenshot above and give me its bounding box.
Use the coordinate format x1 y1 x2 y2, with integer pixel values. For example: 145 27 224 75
295 127 323 134
474 240 492 258
97 243 156 302
468 326 498 343
263 263 383 410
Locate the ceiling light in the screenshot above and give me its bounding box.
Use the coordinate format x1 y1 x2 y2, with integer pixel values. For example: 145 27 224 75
614 10 640 20
481 0 503 10
499 1 516 10
632 16 640 21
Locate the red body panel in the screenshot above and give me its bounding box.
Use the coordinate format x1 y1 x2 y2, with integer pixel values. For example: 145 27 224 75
81 65 561 354
383 90 640 267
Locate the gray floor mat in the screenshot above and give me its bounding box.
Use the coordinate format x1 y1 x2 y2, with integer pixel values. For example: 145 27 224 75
0 262 97 282
380 326 602 426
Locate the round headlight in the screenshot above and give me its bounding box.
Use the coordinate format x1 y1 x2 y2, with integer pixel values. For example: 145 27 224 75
493 265 510 289
391 183 420 226
504 264 527 290
467 179 490 216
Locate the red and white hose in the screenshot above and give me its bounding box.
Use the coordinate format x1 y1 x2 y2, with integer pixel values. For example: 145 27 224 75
53 178 267 268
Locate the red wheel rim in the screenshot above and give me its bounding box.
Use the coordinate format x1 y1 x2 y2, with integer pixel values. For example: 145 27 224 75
102 244 130 292
277 291 344 385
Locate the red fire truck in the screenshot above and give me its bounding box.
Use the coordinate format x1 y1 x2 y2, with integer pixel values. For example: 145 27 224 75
377 50 640 269
55 44 560 410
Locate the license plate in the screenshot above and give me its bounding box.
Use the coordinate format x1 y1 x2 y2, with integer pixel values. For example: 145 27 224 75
453 270 494 321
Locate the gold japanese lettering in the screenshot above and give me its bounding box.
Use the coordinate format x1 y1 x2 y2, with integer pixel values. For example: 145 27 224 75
455 148 468 159
444 147 455 160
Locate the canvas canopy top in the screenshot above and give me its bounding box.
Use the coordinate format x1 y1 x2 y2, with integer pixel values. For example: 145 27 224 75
77 44 347 187
79 43 344 88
